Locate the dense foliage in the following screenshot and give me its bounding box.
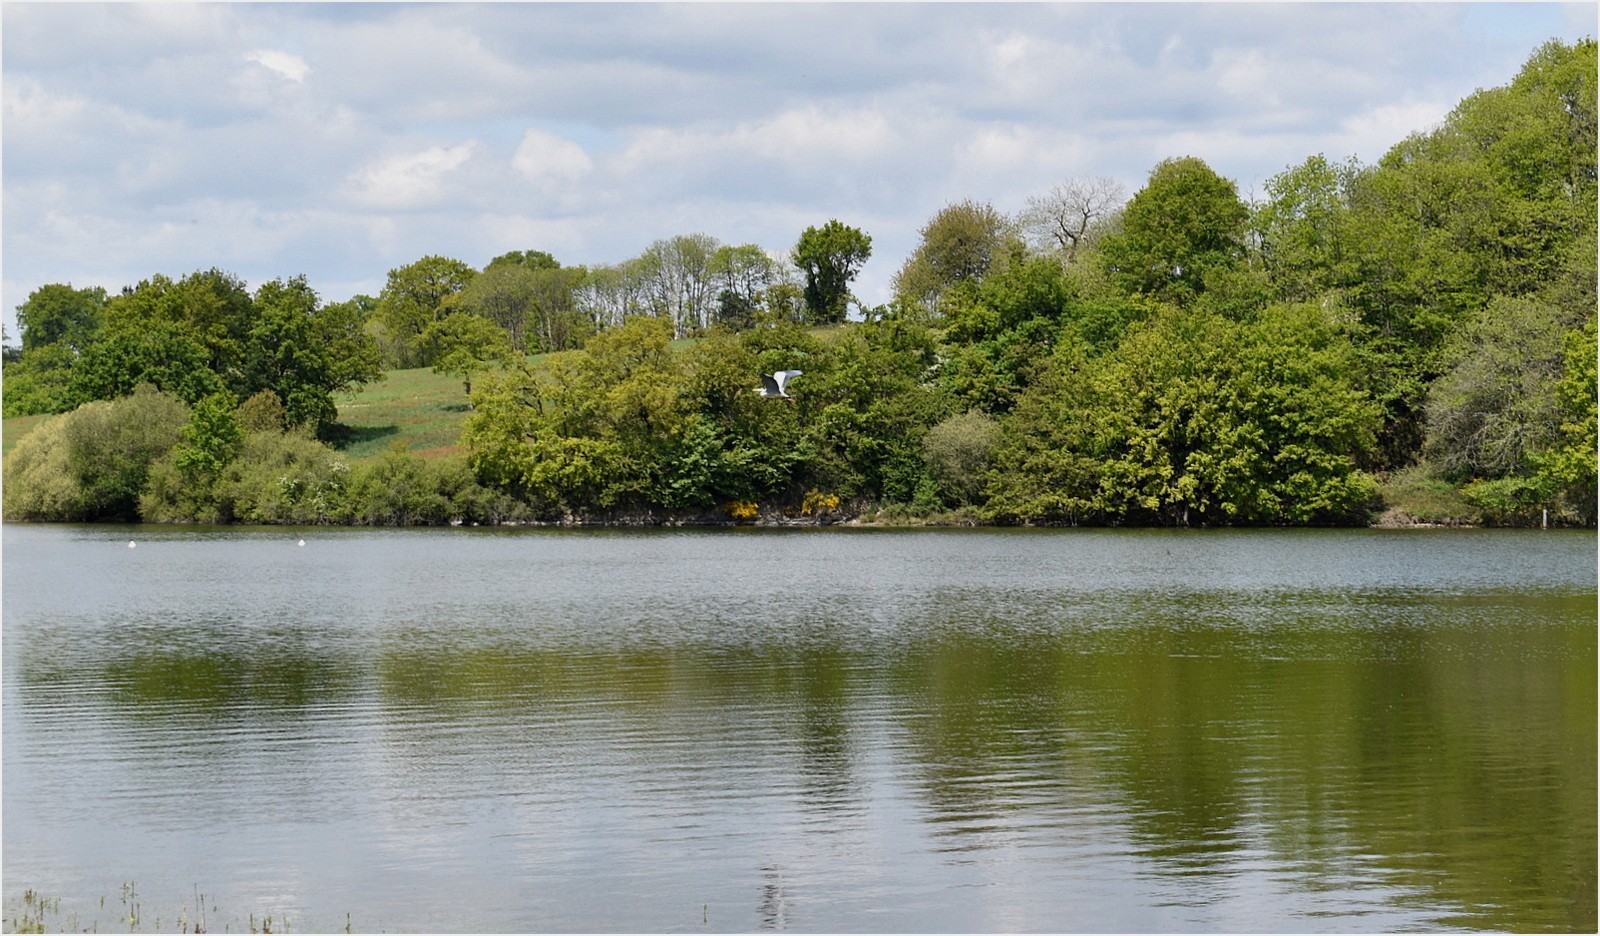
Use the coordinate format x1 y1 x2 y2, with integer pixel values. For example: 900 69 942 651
4 40 1594 526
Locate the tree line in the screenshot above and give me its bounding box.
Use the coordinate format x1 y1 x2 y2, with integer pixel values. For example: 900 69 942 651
4 39 1594 527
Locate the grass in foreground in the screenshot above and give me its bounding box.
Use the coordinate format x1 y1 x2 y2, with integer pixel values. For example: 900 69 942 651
5 883 320 935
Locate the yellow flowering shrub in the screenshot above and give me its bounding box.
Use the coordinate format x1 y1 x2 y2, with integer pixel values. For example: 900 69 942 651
723 499 759 521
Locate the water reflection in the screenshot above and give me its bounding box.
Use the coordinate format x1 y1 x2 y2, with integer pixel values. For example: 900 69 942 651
4 526 1594 932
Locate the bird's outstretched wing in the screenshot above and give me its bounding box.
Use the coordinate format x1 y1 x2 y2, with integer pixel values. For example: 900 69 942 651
759 373 782 396
774 370 803 394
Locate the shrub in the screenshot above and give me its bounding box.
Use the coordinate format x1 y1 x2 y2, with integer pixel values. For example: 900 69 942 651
2 415 80 520
723 499 759 522
922 410 1000 506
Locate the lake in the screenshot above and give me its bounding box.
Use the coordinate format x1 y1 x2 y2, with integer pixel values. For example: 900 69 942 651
2 524 1594 933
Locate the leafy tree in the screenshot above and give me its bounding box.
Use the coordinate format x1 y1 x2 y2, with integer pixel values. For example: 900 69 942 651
794 220 872 324
173 391 243 482
1256 154 1360 302
1423 295 1569 480
247 276 382 432
1534 316 1599 521
141 391 244 524
2 414 80 520
16 283 106 353
219 429 351 524
237 389 288 433
101 270 255 387
68 322 227 406
800 315 947 503
6 385 194 521
893 200 1015 313
487 249 560 272
988 305 1379 525
1098 157 1250 304
2 343 79 417
424 312 516 396
372 256 476 368
461 258 587 353
339 445 507 526
708 244 790 330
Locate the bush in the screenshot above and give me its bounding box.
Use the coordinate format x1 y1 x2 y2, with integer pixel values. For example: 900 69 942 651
3 385 189 521
921 410 1000 506
2 415 80 520
340 447 525 525
222 430 352 524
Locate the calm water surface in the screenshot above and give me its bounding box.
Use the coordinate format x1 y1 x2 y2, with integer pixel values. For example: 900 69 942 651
3 525 1594 933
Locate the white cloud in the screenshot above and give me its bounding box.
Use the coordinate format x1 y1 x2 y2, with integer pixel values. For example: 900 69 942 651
245 49 311 83
512 130 593 186
347 143 480 210
2 2 1591 337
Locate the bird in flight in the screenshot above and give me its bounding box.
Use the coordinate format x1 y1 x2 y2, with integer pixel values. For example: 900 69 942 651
757 370 804 399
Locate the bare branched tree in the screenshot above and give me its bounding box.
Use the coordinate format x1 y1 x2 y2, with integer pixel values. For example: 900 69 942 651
1021 177 1127 261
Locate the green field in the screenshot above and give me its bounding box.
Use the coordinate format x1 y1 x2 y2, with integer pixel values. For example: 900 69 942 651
325 365 477 461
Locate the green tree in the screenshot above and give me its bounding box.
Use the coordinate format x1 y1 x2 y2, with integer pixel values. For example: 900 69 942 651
1534 316 1599 521
68 323 228 406
1423 295 1570 481
794 220 872 324
424 312 516 396
247 276 382 432
893 200 1015 313
1099 157 1250 304
988 305 1379 525
101 270 255 387
1256 154 1360 302
461 258 587 353
487 249 560 272
173 391 243 481
372 256 477 368
2 343 79 417
50 385 191 520
16 283 106 353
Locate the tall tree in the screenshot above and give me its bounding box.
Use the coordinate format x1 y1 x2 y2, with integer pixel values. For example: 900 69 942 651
639 233 721 337
893 200 1015 313
372 256 476 368
424 312 515 396
16 283 107 353
793 220 872 325
1098 157 1250 304
100 269 256 389
1256 154 1360 302
246 276 383 432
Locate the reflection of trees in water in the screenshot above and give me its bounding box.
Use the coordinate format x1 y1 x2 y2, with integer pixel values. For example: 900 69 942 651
14 600 1594 931
883 610 1595 931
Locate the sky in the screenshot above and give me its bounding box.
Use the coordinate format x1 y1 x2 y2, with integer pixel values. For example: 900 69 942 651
2 2 1595 341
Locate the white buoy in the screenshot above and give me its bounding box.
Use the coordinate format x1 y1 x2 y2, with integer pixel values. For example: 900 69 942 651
297 539 305 547
128 541 136 549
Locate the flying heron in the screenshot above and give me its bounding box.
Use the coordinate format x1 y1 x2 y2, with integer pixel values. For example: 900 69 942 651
757 370 804 399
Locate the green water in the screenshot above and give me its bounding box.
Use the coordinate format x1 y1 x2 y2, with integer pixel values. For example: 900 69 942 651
3 525 1594 932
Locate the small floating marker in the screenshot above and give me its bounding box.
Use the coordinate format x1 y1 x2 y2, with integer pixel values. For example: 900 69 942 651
297 539 306 547
128 541 136 549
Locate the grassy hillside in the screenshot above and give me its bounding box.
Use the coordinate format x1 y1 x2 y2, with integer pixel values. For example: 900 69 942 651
1 330 810 465
327 365 477 461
